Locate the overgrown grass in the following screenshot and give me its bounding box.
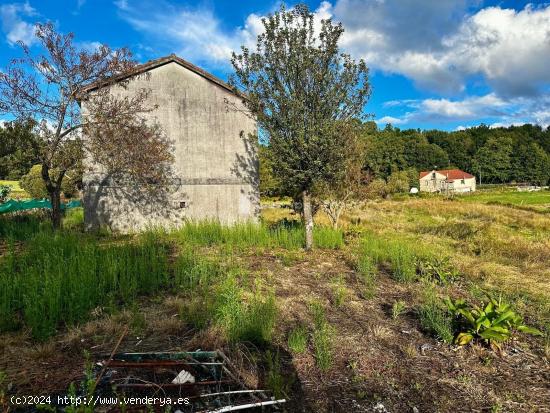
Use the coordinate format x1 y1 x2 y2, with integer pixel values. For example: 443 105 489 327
176 257 278 345
287 325 308 354
173 220 343 250
0 231 169 340
417 286 454 343
0 214 47 241
310 301 334 371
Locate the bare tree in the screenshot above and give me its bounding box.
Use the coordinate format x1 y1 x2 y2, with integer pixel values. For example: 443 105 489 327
0 23 173 229
316 122 367 228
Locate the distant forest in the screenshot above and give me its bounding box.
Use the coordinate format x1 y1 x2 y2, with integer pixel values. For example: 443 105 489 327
362 122 550 185
259 122 550 195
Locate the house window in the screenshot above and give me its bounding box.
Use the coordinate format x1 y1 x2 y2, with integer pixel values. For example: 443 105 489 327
432 172 436 179
179 201 188 209
461 179 465 184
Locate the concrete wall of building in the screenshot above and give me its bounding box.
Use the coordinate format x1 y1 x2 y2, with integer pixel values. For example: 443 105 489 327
82 61 259 232
419 173 476 193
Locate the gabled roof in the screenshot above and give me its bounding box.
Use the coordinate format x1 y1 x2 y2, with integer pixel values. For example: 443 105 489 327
81 54 237 96
419 169 475 180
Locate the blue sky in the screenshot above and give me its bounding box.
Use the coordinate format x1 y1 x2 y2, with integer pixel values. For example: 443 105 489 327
1 0 549 131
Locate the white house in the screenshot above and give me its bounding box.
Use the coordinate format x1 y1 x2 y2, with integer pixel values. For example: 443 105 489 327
419 169 476 193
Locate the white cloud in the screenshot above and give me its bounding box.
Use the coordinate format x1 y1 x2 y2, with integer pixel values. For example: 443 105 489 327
115 1 338 67
114 1 266 66
333 1 550 97
376 115 406 125
378 94 550 128
0 1 37 46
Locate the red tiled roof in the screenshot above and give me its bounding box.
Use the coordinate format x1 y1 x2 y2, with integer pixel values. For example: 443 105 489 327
419 169 474 180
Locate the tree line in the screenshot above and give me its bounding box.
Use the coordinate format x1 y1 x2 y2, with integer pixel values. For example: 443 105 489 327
259 121 550 197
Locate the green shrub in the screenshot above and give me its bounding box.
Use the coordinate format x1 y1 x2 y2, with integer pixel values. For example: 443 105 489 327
19 164 81 199
0 185 11 203
445 295 543 348
288 325 308 353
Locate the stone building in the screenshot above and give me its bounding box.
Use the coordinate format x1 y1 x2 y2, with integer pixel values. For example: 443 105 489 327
419 169 476 193
80 54 259 232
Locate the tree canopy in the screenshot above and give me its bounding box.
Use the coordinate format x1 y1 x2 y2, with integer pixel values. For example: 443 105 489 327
231 4 370 249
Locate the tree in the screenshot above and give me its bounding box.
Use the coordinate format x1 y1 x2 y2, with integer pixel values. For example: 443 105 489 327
472 137 513 184
0 119 41 179
512 142 550 185
231 4 370 249
0 23 173 229
363 128 407 179
316 122 367 229
20 163 81 199
258 144 282 197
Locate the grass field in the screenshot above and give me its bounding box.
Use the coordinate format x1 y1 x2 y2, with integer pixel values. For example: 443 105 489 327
458 188 550 212
0 192 549 412
0 180 29 199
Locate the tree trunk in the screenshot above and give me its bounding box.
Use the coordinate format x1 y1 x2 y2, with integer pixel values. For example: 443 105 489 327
50 188 62 230
302 190 314 251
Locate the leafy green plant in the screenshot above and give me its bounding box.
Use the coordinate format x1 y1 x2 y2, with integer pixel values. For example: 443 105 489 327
288 325 308 354
416 256 459 284
445 295 543 347
0 185 11 203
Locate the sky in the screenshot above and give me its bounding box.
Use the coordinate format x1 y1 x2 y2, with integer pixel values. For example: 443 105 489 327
0 0 549 131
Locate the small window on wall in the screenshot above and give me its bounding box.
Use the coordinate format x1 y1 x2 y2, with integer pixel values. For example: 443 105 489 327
432 172 436 179
176 201 189 209
461 179 465 184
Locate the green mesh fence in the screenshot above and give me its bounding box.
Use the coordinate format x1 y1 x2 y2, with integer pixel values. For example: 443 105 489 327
0 199 82 214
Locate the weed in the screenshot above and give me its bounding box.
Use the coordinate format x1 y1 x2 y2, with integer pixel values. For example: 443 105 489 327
173 220 343 250
287 325 308 353
331 275 348 307
214 275 277 345
309 301 334 371
265 350 292 399
416 256 458 284
417 288 454 343
391 300 407 319
0 231 169 340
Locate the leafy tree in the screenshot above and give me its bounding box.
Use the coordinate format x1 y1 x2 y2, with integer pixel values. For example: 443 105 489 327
0 119 41 179
363 128 407 179
512 142 550 185
403 132 449 172
231 4 370 249
258 144 282 197
0 23 173 229
20 164 81 199
472 137 513 184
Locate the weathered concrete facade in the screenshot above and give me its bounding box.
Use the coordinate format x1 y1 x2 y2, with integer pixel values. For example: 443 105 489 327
82 55 259 232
